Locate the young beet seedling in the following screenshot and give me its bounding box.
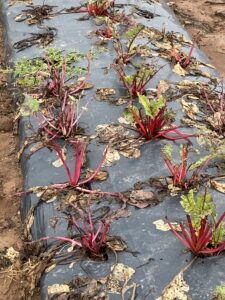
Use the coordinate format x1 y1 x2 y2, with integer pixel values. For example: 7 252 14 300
48 139 108 194
96 22 113 39
171 32 200 68
203 84 225 134
124 92 195 141
78 0 115 17
168 213 225 256
37 93 88 139
162 144 212 190
113 23 145 65
43 207 110 258
44 56 90 99
113 62 163 98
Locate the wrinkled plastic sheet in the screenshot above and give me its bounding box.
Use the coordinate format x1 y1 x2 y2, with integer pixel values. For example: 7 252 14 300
1 0 224 299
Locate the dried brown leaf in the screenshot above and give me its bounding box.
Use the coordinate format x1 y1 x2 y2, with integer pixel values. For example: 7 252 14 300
86 168 108 181
96 88 116 101
211 179 225 193
104 148 120 166
156 270 190 300
105 235 127 252
128 190 158 208
159 80 170 93
48 284 70 295
173 63 186 76
153 219 181 232
181 99 199 120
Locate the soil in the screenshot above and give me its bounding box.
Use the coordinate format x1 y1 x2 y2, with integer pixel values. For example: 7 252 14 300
166 0 225 77
0 18 24 300
0 1 224 300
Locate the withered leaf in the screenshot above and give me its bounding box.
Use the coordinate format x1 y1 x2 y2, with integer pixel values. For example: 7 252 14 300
129 190 158 208
153 219 181 232
211 179 225 194
105 235 127 252
156 270 190 300
107 263 135 295
86 168 108 181
173 63 186 76
96 124 129 143
48 284 70 295
96 88 116 101
104 148 120 166
181 99 199 120
120 147 140 159
159 80 170 93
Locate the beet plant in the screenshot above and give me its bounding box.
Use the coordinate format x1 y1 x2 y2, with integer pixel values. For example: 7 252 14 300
49 140 107 193
124 92 195 141
162 144 212 190
170 32 200 68
113 23 145 65
96 20 113 39
203 85 225 134
168 190 225 255
37 93 88 139
168 214 225 255
43 56 90 99
78 0 115 17
14 48 85 91
43 207 110 258
113 62 163 97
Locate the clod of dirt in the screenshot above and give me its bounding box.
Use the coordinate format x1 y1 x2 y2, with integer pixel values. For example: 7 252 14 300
0 115 13 132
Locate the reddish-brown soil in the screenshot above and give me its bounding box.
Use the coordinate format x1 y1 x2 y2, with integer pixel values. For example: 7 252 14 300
0 1 224 299
167 0 225 77
0 20 23 300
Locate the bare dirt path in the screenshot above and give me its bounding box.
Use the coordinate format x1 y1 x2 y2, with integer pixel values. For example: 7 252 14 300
0 18 24 300
167 0 225 77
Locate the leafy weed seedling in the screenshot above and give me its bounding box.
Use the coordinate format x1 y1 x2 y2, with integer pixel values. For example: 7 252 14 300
14 48 85 91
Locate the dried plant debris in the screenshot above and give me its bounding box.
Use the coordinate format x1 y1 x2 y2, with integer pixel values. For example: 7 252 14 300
156 270 190 300
132 6 157 19
211 178 225 193
178 81 225 141
96 88 131 105
93 123 143 164
153 219 181 232
47 263 136 299
126 189 159 208
47 276 107 299
4 244 59 299
13 26 57 52
107 263 136 296
0 247 20 271
86 168 109 181
105 235 127 252
15 4 60 25
96 88 116 101
94 124 130 143
9 0 33 5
